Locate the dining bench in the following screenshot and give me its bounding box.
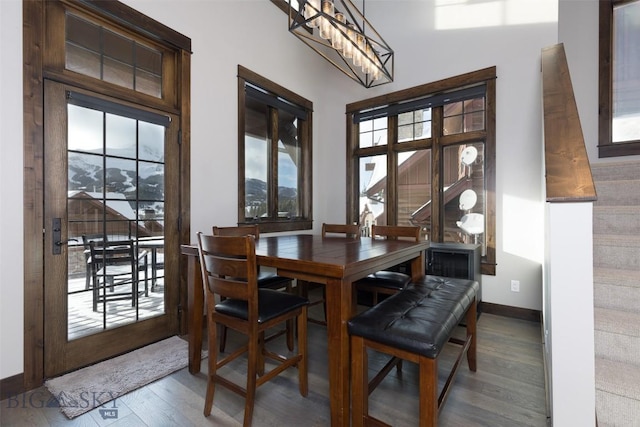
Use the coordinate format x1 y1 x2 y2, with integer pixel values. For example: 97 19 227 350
348 275 479 427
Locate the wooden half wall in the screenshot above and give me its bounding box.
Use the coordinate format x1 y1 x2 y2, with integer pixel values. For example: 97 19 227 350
541 42 597 427
541 43 596 203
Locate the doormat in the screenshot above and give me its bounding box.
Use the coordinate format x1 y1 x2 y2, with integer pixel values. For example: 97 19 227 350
45 336 203 419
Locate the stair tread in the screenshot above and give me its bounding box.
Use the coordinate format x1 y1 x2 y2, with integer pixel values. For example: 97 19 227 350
595 307 640 337
593 266 640 282
594 205 640 213
592 161 640 182
593 235 640 249
595 358 640 401
593 267 640 285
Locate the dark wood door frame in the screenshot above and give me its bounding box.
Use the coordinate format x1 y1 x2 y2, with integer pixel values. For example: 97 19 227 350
21 0 191 392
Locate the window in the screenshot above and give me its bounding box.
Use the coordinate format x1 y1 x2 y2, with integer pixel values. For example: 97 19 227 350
599 0 640 157
347 68 496 275
65 13 163 98
238 66 313 232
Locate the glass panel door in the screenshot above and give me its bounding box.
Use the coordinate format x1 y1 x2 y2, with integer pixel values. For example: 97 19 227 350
44 80 179 377
66 100 167 339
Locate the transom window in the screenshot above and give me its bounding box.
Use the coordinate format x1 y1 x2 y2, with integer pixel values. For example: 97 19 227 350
347 68 496 275
238 66 313 232
65 13 163 98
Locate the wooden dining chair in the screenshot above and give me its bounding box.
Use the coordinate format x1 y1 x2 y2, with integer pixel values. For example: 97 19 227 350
212 225 295 352
82 233 107 290
354 225 422 305
197 233 309 427
88 239 148 312
322 222 361 238
298 223 362 326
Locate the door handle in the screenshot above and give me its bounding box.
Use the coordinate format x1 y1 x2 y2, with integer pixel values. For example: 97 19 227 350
52 218 77 255
56 239 78 246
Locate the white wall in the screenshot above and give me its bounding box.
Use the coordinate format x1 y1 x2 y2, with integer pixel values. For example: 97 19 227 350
544 202 595 426
1 0 601 385
0 0 25 380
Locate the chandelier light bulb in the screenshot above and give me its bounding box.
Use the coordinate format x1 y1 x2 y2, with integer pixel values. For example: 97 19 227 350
371 65 380 81
362 44 373 74
353 33 364 67
319 0 335 39
332 12 345 50
305 0 321 28
342 24 355 59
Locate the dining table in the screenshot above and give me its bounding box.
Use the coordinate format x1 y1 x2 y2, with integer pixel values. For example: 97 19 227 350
181 233 429 427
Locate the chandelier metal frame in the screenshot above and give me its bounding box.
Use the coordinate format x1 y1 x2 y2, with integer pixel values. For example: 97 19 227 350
288 0 394 88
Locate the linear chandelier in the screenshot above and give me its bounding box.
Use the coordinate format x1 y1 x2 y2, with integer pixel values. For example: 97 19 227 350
288 0 394 88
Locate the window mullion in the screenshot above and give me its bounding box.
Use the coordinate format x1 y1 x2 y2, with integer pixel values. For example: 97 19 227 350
387 116 398 225
268 106 279 219
431 106 444 242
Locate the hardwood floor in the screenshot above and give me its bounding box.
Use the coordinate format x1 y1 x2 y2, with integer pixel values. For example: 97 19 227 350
1 297 549 426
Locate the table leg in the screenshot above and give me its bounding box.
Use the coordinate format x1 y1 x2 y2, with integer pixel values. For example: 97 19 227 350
187 252 204 374
410 250 426 281
325 277 353 427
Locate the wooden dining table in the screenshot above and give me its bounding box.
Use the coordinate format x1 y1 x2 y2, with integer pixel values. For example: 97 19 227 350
181 233 429 427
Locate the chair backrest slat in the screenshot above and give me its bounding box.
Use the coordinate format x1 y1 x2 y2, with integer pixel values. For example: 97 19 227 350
371 225 421 242
197 232 258 304
322 223 361 238
212 225 260 239
89 239 136 266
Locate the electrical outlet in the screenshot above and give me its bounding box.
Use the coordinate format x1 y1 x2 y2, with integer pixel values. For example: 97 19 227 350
510 280 520 292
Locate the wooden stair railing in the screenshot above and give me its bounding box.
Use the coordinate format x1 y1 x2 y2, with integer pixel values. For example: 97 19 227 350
541 43 596 202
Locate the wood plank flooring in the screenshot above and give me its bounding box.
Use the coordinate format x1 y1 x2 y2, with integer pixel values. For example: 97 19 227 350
1 300 549 426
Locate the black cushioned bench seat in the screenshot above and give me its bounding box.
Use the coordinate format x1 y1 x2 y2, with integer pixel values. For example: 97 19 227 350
348 275 479 358
348 275 479 427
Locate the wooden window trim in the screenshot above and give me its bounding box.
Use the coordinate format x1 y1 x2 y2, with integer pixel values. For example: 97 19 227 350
237 65 313 233
598 0 640 157
347 68 496 275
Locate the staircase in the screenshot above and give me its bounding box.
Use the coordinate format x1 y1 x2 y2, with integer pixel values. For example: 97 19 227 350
592 160 640 426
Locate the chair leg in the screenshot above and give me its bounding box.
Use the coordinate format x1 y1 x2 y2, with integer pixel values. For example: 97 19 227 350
257 331 266 377
466 298 477 372
132 279 137 307
204 318 219 417
418 357 438 427
322 288 327 322
144 262 149 297
93 279 98 311
219 325 228 353
297 307 308 396
351 335 367 427
298 280 309 299
151 250 157 292
244 331 259 427
286 282 294 351
286 318 294 351
219 295 229 352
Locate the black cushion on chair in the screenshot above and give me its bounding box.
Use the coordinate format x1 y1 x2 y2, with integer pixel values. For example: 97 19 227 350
356 270 411 290
216 289 309 324
348 276 479 359
257 271 292 289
